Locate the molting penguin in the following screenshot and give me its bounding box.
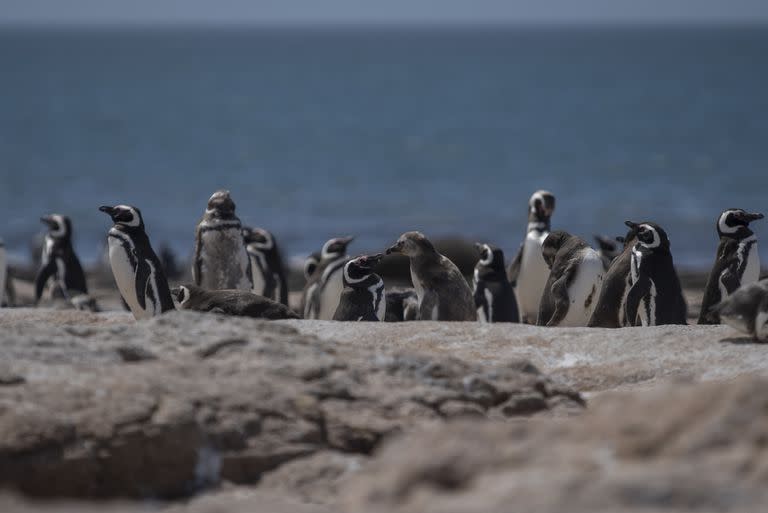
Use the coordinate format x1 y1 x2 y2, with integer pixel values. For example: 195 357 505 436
624 221 687 326
243 226 288 306
301 236 354 320
587 226 638 328
34 214 95 310
473 243 519 323
709 279 768 341
537 231 604 327
192 190 252 291
507 190 556 323
594 234 624 271
387 231 476 321
698 209 763 325
99 205 175 320
172 284 298 320
333 254 386 321
0 238 6 308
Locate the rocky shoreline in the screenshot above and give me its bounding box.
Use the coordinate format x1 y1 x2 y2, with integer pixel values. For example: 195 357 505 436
1 307 766 512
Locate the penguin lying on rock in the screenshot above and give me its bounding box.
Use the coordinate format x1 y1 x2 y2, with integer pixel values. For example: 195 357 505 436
333 254 386 321
173 284 299 319
710 279 768 341
387 231 476 321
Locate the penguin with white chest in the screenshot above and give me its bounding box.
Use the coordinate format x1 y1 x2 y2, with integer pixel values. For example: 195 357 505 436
193 190 252 291
0 238 6 308
473 243 519 323
386 231 476 321
698 209 763 325
243 226 288 306
537 231 604 327
709 279 768 341
99 205 175 320
624 221 687 326
34 214 94 309
507 190 556 323
301 236 354 320
587 226 638 328
333 254 387 321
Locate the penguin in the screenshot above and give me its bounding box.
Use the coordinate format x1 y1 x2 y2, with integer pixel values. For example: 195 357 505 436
301 236 354 320
304 251 322 281
243 226 289 306
594 234 624 271
99 205 175 320
624 221 687 326
536 231 605 327
34 214 93 309
473 243 519 323
384 289 419 322
386 231 476 321
587 226 639 328
709 279 768 341
192 190 252 291
172 284 299 320
507 190 556 323
0 238 6 308
698 209 763 325
333 254 387 321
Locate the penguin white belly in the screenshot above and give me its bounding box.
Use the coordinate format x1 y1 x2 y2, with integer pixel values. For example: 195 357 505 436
200 228 251 290
107 235 150 320
742 243 760 286
0 245 6 307
515 232 550 322
561 251 604 327
375 288 387 321
755 309 768 341
317 268 345 320
248 255 267 297
638 280 658 327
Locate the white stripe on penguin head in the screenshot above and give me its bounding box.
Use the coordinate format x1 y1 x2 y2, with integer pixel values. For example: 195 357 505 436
344 258 368 284
718 210 739 234
640 224 661 249
479 244 494 266
50 215 67 238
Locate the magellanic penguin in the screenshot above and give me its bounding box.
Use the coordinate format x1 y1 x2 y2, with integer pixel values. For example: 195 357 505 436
624 221 687 326
507 190 556 323
333 254 386 321
384 289 419 322
709 279 768 342
473 243 519 323
0 237 6 308
301 236 354 320
587 226 638 328
303 251 322 281
536 231 604 327
594 234 624 271
99 205 175 320
34 214 95 310
192 190 252 291
172 284 299 320
698 209 763 325
386 231 476 321
243 226 288 306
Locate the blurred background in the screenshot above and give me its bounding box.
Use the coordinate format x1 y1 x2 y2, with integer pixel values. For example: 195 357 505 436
1 0 767 270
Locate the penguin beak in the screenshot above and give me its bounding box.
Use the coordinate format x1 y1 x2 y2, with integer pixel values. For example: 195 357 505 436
339 236 355 246
624 221 639 230
40 216 57 229
99 206 117 216
366 253 385 266
743 212 764 223
386 242 402 255
474 242 484 253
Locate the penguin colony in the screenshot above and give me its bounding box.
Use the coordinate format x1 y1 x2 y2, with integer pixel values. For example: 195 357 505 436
2 189 765 340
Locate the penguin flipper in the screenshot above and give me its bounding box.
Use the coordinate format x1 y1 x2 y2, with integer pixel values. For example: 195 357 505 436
419 290 439 321
134 259 151 311
625 276 649 327
506 243 523 287
192 226 203 286
546 272 574 327
33 259 57 304
720 268 741 295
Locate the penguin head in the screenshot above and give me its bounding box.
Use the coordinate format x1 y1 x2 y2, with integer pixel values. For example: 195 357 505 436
40 214 71 239
386 231 436 258
243 226 275 252
625 221 669 250
321 236 354 260
474 243 505 272
528 190 555 222
343 253 384 285
717 209 763 239
171 284 195 308
541 230 572 267
304 251 321 280
206 190 237 219
99 205 144 230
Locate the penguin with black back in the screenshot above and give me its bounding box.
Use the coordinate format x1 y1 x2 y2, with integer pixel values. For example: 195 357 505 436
243 226 289 306
333 254 386 321
587 226 638 328
301 236 354 319
386 231 476 321
172 284 298 320
698 209 763 324
473 243 519 323
624 221 687 326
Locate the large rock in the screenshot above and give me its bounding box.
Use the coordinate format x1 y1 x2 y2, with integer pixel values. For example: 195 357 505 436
342 376 768 513
0 309 580 499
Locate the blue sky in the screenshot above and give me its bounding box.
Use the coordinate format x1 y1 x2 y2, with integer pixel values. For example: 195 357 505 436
1 0 767 25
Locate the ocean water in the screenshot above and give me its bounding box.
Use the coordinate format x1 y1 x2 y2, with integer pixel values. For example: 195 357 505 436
1 25 767 269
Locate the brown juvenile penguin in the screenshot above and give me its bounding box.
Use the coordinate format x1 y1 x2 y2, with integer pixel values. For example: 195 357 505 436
386 231 476 321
